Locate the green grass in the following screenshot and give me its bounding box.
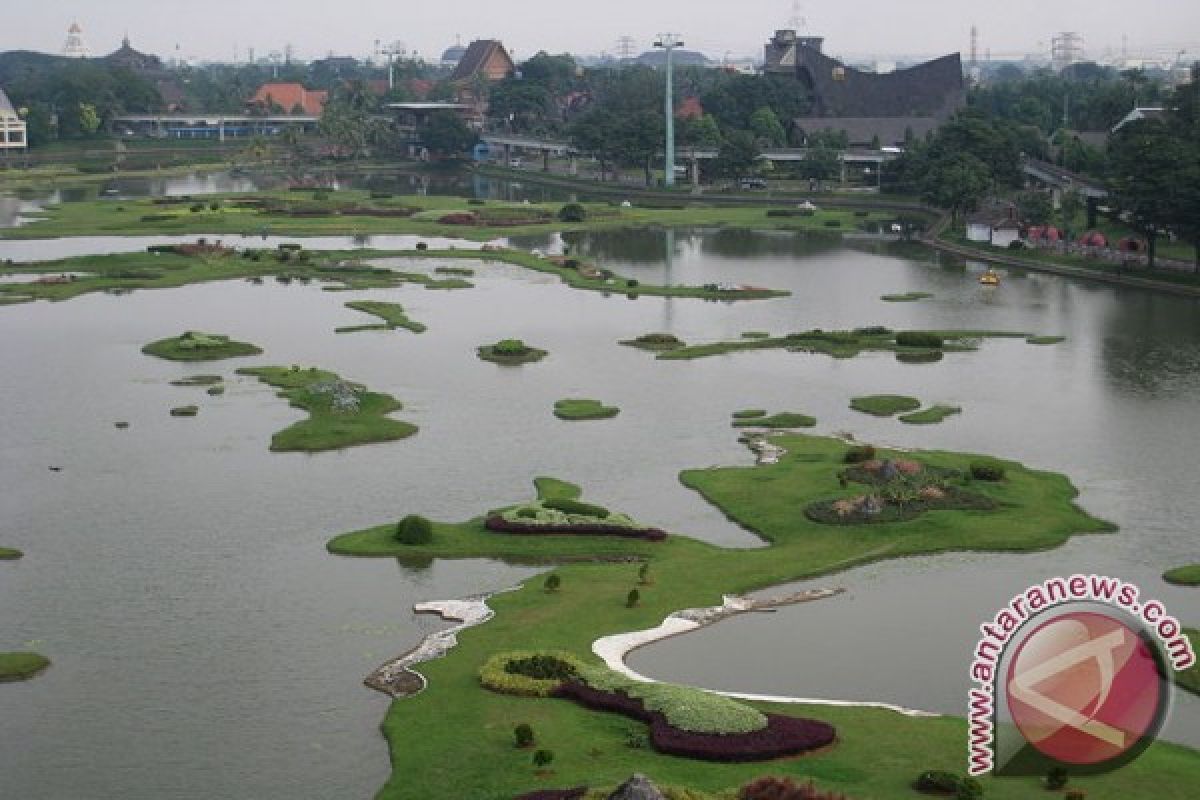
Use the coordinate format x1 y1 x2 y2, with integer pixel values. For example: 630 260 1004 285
1164 565 1200 587
619 333 688 351
554 398 620 421
741 331 771 339
0 547 23 560
731 409 768 420
881 291 934 302
1026 335 1066 345
0 652 50 682
656 329 1031 362
731 411 816 428
236 366 417 452
170 375 223 387
323 435 1152 799
170 405 199 417
850 395 922 417
1178 629 1200 696
898 405 963 425
336 301 427 334
478 340 548 365
142 331 263 362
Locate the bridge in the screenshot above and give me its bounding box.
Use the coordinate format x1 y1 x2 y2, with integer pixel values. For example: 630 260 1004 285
111 114 320 141
1020 157 1109 229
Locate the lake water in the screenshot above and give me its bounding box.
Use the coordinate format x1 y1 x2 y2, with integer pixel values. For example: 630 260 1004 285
1 222 1198 798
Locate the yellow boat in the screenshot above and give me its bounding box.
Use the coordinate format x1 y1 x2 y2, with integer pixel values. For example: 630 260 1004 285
980 269 1001 286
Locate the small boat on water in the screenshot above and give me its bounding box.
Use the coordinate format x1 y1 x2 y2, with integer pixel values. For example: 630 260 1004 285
980 269 1001 286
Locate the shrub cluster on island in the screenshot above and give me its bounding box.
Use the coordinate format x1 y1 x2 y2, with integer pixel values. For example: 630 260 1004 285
142 331 263 362
850 395 962 425
480 651 835 762
486 496 667 542
1164 565 1200 587
477 339 548 365
619 333 687 352
553 398 619 421
731 410 816 429
0 547 23 560
336 301 426 334
236 366 417 452
0 652 51 683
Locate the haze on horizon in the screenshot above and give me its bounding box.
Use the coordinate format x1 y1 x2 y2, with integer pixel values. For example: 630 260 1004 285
5 0 1199 65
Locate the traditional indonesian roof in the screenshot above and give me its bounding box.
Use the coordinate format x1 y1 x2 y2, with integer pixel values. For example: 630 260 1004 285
249 83 328 115
0 88 20 120
795 116 939 147
449 39 513 83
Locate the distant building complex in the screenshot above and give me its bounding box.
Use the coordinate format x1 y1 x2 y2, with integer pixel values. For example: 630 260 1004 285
764 29 965 148
62 21 90 59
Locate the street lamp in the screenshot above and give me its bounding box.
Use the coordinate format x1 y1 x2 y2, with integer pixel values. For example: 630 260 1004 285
654 33 684 187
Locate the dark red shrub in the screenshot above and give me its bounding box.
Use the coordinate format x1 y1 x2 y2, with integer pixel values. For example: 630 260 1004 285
485 515 667 542
739 776 849 800
512 788 587 800
438 212 478 225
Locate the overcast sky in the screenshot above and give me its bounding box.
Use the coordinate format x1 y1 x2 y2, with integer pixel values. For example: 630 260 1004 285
6 1 1199 64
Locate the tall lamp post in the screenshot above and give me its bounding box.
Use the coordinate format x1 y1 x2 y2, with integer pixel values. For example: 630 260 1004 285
654 33 683 187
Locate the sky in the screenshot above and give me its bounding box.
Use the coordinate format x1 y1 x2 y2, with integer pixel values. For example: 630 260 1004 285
5 1 1199 65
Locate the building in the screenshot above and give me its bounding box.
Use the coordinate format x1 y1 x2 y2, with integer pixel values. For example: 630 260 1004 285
104 36 163 72
248 83 328 116
62 21 90 58
0 88 27 152
440 38 467 68
966 205 1021 248
449 40 515 105
765 29 965 149
1111 107 1165 133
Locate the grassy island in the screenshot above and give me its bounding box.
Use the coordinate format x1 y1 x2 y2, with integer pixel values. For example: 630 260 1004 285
1164 565 1200 586
0 652 50 682
731 411 816 428
477 339 548 366
142 331 263 362
170 374 223 387
321 435 1161 800
170 405 199 417
336 301 427 334
0 547 23 560
881 291 934 302
1179 630 1200 696
850 395 922 417
619 333 687 352
1027 335 1067 345
236 366 416 452
654 328 1030 362
554 398 620 421
899 405 963 425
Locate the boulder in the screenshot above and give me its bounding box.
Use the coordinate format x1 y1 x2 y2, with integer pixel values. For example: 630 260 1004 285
607 774 665 800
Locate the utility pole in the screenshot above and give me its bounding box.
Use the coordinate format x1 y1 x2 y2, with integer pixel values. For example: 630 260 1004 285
654 33 683 187
616 36 636 65
375 40 406 90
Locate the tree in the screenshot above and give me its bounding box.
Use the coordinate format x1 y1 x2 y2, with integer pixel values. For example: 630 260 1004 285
543 574 561 592
626 588 640 608
487 80 553 133
394 515 433 545
637 563 653 585
1059 189 1084 236
920 152 991 222
677 113 721 148
1107 118 1185 269
514 723 535 749
713 129 761 178
78 103 101 136
532 749 555 769
749 106 786 147
1016 191 1054 226
420 111 478 159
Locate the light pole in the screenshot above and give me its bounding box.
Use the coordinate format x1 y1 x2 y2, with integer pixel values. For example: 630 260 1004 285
654 33 683 187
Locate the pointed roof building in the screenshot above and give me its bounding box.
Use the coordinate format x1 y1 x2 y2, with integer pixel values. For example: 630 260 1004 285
63 21 90 58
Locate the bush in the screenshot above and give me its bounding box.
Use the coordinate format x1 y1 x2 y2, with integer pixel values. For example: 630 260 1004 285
638 563 653 585
415 242 428 251
140 213 176 222
739 776 844 800
544 574 561 592
394 514 433 545
189 203 205 213
479 650 587 697
822 219 841 227
532 749 554 768
896 331 945 349
969 461 1006 482
956 778 983 800
844 445 877 464
563 258 581 269
1008 239 1026 250
467 198 485 205
1045 767 1069 790
542 498 610 518
915 770 961 794
626 589 640 608
626 279 639 288
492 338 531 356
506 654 576 681
517 507 538 519
558 203 587 222
1065 791 1086 800
146 245 178 254
854 210 869 217
209 201 220 212
514 723 535 749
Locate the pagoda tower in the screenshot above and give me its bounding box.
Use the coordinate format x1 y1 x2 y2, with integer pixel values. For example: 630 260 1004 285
63 21 90 58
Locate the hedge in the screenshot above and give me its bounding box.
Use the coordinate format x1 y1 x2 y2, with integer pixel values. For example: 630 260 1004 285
542 498 610 518
479 651 588 697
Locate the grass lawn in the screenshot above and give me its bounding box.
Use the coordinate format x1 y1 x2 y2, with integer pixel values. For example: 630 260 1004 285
554 398 620 421
0 652 50 682
236 366 416 452
731 411 816 429
898 405 962 425
1164 565 1200 587
321 433 1172 800
0 547 23 560
1178 629 1200 696
850 395 922 417
336 301 427 334
142 331 263 362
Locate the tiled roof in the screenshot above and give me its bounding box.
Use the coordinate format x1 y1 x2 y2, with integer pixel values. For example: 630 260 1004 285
249 83 327 115
0 88 17 118
449 40 511 83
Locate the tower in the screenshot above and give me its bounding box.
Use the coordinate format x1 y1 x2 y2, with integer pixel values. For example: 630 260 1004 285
63 21 90 58
1051 32 1084 72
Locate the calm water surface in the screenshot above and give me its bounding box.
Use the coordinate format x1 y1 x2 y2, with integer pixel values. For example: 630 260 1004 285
1 227 1198 798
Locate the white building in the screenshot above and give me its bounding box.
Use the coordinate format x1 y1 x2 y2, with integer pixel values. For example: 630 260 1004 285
0 89 27 152
63 21 90 59
966 206 1022 247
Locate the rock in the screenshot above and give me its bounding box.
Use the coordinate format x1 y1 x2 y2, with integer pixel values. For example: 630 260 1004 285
606 774 664 800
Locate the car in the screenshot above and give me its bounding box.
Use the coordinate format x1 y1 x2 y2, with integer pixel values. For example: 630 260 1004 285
508 158 522 168
738 177 767 190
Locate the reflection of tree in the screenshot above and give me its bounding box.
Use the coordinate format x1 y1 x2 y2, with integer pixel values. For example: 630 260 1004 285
1101 292 1200 395
700 227 842 259
561 228 671 264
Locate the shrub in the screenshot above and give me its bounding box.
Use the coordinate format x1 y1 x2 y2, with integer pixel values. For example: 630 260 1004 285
627 279 639 288
915 770 961 794
146 244 178 254
415 242 428 251
514 723 535 748
823 219 841 227
394 514 433 545
638 563 653 585
626 589 640 608
467 198 486 205
544 574 561 592
956 778 983 800
969 461 1006 482
140 213 176 222
313 190 331 201
209 201 220 211
506 654 576 681
517 507 538 519
542 498 610 518
1045 767 1069 790
854 210 870 217
532 749 555 768
739 776 844 800
1008 239 1026 250
563 258 581 269
844 445 876 464
479 650 587 697
896 331 945 348
189 203 205 213
1065 791 1086 800
492 338 531 356
558 203 587 222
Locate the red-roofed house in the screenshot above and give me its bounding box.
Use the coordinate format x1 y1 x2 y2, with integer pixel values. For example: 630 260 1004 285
249 83 328 116
676 96 704 120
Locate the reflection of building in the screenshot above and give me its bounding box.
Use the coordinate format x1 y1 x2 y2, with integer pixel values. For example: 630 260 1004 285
63 21 90 58
0 89 28 151
765 29 965 148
